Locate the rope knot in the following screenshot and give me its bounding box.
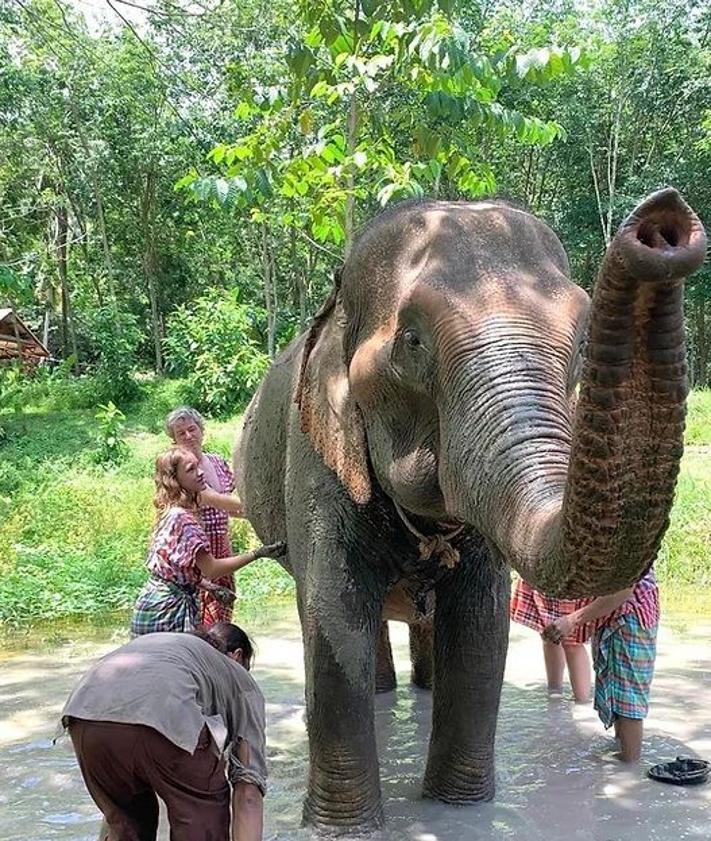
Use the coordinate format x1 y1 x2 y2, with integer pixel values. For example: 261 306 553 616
418 535 461 569
393 502 464 569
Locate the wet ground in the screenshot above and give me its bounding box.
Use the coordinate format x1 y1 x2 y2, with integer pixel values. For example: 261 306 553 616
1 603 709 841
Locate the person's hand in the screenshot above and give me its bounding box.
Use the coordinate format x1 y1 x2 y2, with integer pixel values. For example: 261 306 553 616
212 586 237 607
542 614 576 644
255 540 287 559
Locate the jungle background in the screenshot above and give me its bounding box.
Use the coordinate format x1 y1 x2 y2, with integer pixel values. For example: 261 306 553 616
1 0 710 627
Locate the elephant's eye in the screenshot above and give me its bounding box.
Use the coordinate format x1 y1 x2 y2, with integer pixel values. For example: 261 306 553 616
403 328 421 350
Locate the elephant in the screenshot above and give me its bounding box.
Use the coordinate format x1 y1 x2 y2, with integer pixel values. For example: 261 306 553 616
234 188 706 831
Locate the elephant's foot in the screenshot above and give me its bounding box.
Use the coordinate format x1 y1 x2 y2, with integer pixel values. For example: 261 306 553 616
423 752 495 804
303 762 384 831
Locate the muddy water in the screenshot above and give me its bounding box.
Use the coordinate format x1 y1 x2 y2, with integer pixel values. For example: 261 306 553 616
1 603 710 841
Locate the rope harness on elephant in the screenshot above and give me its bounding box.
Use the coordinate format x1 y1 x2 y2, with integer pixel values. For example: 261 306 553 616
393 502 464 570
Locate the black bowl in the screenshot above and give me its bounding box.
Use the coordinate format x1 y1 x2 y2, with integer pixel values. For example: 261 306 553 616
648 756 710 786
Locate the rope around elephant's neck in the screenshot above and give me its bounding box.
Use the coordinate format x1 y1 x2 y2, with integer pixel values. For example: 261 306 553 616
393 502 464 570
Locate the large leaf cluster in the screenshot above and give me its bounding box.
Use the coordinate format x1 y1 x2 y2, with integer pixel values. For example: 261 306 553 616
164 288 270 416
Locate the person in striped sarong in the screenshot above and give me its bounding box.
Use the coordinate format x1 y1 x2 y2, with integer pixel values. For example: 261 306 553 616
510 579 593 702
543 569 659 762
131 447 285 637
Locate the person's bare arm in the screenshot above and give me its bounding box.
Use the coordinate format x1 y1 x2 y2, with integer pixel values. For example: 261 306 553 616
200 487 245 518
196 542 286 580
230 738 265 841
543 587 634 643
232 782 264 841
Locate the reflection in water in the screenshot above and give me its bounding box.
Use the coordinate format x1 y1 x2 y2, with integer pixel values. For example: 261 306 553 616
1 604 710 840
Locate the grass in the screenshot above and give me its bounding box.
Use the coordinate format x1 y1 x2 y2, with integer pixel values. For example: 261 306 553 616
0 377 710 627
685 389 711 445
655 445 711 587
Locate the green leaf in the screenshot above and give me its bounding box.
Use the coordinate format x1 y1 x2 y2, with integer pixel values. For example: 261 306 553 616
235 101 254 120
299 108 315 134
310 80 330 98
254 168 273 199
210 144 227 164
174 170 198 191
214 178 231 203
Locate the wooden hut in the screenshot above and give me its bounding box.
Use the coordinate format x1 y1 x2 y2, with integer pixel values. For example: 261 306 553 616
0 308 49 364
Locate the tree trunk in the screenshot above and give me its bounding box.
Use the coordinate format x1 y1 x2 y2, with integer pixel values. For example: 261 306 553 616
604 94 624 245
297 245 314 329
7 297 22 361
68 95 116 301
695 297 708 387
344 94 359 260
56 205 79 369
343 0 361 260
141 170 163 374
42 306 50 352
261 223 276 358
588 138 609 248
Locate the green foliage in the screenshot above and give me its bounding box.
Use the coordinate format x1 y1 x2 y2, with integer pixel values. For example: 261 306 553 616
190 0 579 254
87 307 142 404
93 401 129 466
164 288 271 416
3 0 709 388
0 365 25 439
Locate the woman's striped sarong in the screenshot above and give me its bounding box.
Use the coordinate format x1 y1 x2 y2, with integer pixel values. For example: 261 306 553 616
130 576 199 636
592 613 657 728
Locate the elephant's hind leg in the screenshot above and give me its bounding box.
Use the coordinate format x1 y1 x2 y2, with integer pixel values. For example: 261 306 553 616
375 621 397 693
409 623 433 690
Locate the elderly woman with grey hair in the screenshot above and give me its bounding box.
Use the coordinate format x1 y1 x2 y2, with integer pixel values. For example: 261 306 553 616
165 406 248 626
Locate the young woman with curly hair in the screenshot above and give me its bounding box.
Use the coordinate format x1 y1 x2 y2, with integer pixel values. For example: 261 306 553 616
131 447 285 636
165 406 247 627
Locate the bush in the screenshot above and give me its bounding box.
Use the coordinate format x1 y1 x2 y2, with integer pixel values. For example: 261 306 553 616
164 288 270 416
86 306 142 404
0 364 24 439
93 402 129 466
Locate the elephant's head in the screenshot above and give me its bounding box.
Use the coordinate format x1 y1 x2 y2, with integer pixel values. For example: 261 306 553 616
296 190 706 596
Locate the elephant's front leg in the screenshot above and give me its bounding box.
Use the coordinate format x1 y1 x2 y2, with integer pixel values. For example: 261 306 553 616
423 540 510 802
299 546 387 830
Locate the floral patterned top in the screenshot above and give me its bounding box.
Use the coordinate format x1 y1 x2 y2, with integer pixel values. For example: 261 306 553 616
146 507 210 587
199 453 235 559
198 453 238 627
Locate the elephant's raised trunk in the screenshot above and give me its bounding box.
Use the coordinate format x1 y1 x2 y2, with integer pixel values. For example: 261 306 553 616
442 189 706 597
554 188 705 594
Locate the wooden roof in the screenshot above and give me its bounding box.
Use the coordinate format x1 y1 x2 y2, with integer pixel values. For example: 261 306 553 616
0 308 49 361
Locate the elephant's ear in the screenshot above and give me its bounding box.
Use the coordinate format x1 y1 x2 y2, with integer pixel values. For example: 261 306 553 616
295 275 371 505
